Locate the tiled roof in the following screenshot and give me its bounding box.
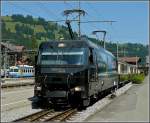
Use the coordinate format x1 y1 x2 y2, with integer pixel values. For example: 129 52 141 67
119 57 141 63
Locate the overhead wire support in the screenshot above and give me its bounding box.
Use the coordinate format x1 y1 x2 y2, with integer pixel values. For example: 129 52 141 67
47 19 116 23
92 30 107 49
63 9 86 38
80 20 117 23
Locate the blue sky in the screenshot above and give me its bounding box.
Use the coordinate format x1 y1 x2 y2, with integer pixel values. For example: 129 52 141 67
1 1 149 45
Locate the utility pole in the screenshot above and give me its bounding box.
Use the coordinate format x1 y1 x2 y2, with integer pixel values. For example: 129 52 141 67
15 54 17 66
78 0 81 38
136 55 138 73
117 41 119 60
124 47 125 57
4 47 7 79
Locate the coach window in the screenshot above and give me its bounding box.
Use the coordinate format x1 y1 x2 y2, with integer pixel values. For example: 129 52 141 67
14 69 18 72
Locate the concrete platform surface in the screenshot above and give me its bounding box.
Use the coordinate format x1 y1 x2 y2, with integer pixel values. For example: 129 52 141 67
1 78 34 88
85 75 149 122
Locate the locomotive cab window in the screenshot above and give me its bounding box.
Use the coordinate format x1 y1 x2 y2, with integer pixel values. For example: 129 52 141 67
39 48 88 65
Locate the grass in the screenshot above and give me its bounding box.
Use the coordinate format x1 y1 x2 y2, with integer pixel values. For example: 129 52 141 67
2 16 12 21
30 25 46 33
2 15 46 33
5 22 16 32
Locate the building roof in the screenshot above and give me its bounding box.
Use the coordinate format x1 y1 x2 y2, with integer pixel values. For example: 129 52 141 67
118 57 141 64
0 42 25 52
15 46 25 52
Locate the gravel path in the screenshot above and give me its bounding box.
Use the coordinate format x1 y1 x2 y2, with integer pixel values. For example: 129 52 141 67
85 75 149 122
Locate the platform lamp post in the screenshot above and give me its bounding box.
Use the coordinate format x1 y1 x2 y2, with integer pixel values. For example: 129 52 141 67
92 30 107 49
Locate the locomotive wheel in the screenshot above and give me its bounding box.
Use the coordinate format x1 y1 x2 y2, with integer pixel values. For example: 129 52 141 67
32 101 40 109
32 97 49 109
79 98 91 109
90 94 98 104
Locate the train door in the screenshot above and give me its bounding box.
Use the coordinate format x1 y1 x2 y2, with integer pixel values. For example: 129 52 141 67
88 48 98 96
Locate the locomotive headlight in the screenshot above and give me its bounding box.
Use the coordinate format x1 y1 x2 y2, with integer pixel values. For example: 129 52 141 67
75 86 82 91
36 86 41 91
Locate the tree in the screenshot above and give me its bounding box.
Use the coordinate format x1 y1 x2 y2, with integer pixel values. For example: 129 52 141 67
38 17 46 25
12 14 25 23
15 24 21 33
31 35 38 50
25 15 34 24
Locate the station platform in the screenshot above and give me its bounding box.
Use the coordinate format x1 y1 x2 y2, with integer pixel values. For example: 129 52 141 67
1 78 34 88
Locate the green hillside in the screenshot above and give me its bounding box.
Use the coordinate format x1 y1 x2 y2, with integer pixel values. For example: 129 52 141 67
2 15 75 48
1 14 148 65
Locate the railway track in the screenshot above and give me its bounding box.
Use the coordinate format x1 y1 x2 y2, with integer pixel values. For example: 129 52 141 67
14 108 77 122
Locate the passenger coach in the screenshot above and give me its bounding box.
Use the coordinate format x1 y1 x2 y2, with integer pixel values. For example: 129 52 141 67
9 65 34 78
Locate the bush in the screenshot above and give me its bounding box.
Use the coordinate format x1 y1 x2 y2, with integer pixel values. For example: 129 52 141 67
130 74 145 84
119 74 128 81
119 73 145 84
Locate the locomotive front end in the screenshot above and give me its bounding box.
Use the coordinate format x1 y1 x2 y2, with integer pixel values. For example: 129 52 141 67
34 41 89 106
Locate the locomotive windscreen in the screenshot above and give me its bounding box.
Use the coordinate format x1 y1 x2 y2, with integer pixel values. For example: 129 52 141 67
38 48 87 65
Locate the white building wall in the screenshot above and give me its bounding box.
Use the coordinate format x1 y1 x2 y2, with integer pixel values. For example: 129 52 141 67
118 61 139 74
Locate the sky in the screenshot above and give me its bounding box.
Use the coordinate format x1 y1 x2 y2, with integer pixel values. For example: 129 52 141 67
1 1 149 45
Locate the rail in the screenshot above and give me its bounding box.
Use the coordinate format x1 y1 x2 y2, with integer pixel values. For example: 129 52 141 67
13 108 77 122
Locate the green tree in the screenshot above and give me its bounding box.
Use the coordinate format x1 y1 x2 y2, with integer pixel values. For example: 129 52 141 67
31 35 38 50
38 17 46 25
25 15 34 24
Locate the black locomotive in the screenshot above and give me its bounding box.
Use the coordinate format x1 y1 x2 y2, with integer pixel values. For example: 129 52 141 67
33 38 118 108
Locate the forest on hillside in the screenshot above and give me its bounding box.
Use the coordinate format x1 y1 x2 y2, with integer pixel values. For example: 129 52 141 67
1 14 149 65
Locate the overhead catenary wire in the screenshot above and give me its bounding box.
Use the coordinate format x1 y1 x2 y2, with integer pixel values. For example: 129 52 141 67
38 2 63 22
10 2 41 17
84 1 116 43
7 2 115 41
85 2 104 20
64 1 75 9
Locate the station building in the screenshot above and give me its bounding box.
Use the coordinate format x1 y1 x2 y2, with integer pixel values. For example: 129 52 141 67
118 57 141 74
0 42 25 67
